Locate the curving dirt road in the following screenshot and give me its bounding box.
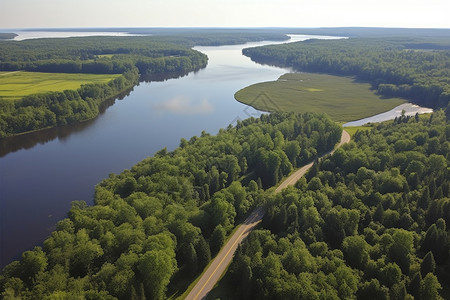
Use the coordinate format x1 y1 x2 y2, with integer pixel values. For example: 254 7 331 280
185 130 350 300
276 129 350 192
185 207 265 300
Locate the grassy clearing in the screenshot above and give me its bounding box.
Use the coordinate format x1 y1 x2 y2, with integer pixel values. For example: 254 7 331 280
0 71 121 101
344 125 373 137
235 73 405 123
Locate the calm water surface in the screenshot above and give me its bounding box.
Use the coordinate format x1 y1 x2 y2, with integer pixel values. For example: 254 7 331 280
0 33 428 268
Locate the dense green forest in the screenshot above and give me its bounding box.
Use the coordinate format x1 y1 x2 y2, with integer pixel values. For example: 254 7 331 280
0 37 209 74
285 28 450 39
0 33 287 74
0 112 341 299
0 69 139 137
242 37 450 110
0 32 288 137
218 111 450 299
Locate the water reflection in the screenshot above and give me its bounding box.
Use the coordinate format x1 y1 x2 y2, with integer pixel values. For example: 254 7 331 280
0 119 95 157
153 97 213 115
140 68 205 83
0 66 210 158
0 87 135 157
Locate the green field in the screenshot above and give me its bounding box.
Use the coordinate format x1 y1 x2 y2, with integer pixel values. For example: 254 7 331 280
0 71 121 101
235 73 406 122
344 125 373 137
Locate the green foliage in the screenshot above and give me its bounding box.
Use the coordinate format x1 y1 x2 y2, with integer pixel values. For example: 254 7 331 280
0 69 139 137
421 273 443 300
421 251 436 277
210 225 226 256
235 72 405 122
226 111 450 299
0 71 121 101
0 112 341 299
138 250 177 300
0 35 211 138
243 37 450 109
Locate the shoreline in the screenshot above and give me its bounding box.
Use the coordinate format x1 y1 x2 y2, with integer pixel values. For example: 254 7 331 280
343 102 433 127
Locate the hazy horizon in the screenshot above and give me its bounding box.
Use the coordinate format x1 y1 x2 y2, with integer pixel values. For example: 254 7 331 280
1 0 449 30
2 26 450 31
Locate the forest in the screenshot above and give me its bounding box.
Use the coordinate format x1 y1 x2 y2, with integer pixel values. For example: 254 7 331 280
0 37 208 137
216 111 450 299
242 37 450 110
0 112 342 299
0 32 288 138
0 69 139 137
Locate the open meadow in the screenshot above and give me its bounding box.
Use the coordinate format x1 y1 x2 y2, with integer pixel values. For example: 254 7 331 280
0 71 121 101
235 73 406 122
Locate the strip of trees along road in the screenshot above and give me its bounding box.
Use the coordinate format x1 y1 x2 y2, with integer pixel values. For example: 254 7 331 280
185 129 350 300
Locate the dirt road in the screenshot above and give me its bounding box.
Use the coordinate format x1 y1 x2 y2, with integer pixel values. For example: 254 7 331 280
185 130 350 300
185 207 265 300
276 129 350 192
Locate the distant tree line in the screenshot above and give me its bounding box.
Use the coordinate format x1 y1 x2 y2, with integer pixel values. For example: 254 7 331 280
0 33 17 40
0 69 139 138
226 110 450 299
243 37 450 110
0 36 212 137
0 112 341 299
0 32 292 137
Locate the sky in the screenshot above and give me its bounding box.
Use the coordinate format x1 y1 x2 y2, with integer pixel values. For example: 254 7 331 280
0 0 449 29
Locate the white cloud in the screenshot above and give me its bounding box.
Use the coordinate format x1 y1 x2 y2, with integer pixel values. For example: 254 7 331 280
153 97 213 115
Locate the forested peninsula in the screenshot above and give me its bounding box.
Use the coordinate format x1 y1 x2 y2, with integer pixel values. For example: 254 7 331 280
0 112 342 299
242 37 450 110
0 32 288 138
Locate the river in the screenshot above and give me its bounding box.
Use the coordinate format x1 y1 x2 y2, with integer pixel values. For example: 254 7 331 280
343 103 433 127
0 33 430 268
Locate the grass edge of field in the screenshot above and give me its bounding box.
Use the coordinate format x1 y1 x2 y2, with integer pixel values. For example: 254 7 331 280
234 72 406 123
0 71 121 101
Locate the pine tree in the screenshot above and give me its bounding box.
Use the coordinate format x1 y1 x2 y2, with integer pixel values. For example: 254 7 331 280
195 236 211 269
210 225 226 256
421 251 436 277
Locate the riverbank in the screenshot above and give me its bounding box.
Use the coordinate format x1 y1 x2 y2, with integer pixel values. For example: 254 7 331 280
0 69 140 138
343 102 433 127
